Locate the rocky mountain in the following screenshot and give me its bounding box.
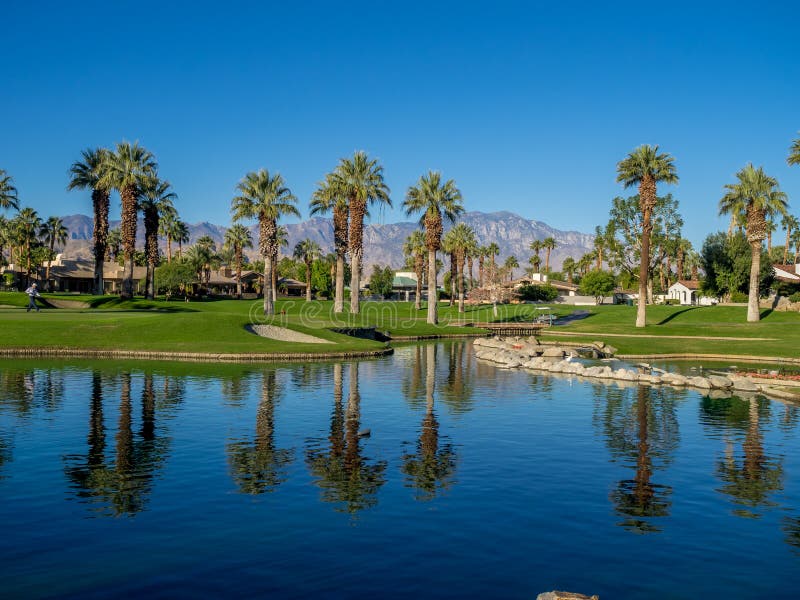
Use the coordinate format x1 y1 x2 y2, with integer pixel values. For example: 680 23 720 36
59 211 594 272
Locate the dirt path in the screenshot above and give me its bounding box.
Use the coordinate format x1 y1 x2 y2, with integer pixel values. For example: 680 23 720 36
540 330 776 341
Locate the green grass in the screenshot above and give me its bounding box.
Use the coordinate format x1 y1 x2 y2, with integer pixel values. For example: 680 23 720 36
0 293 798 359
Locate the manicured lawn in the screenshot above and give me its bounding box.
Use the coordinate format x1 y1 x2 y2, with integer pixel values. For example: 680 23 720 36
0 292 797 359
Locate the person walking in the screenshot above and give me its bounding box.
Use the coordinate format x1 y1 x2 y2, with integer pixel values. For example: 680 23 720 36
25 282 41 312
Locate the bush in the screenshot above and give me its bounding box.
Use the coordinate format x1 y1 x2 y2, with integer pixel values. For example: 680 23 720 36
789 292 800 303
518 284 558 302
578 270 616 305
729 291 748 303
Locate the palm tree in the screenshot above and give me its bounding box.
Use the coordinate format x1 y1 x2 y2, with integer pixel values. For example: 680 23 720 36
781 214 799 264
15 208 41 286
403 171 464 324
616 144 679 328
39 216 68 290
486 243 500 283
68 148 110 294
528 254 541 273
99 142 158 298
310 173 349 313
562 256 576 284
140 177 176 299
719 164 788 322
224 224 253 298
403 230 427 310
272 225 289 302
231 169 299 316
0 169 19 211
332 152 391 314
446 223 477 313
675 238 693 280
293 239 321 301
173 220 190 259
158 211 179 263
106 228 122 262
788 132 800 166
529 239 542 264
542 237 556 273
503 255 519 282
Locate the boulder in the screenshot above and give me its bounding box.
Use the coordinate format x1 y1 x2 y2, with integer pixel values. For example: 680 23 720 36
537 592 599 600
731 378 760 392
638 373 661 384
593 341 606 349
614 368 638 381
542 347 565 358
707 375 733 389
661 373 688 386
689 376 713 389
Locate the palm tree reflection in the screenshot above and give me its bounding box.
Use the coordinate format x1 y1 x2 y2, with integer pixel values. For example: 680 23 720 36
306 362 387 513
401 344 457 501
227 370 294 494
600 385 677 533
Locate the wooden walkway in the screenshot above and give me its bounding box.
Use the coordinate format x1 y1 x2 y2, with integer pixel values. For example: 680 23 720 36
473 322 549 336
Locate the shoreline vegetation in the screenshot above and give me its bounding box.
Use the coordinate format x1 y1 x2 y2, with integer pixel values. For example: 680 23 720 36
0 293 799 368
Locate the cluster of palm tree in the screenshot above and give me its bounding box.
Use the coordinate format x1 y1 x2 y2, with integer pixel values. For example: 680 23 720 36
0 169 69 288
68 143 187 298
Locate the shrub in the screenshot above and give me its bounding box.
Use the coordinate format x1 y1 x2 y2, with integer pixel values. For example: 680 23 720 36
789 292 800 303
578 270 616 305
518 284 559 302
729 291 748 303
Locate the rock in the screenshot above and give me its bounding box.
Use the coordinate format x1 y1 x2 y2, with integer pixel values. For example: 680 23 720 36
638 373 661 384
542 347 565 358
605 345 618 356
661 373 688 386
731 378 760 392
707 375 733 389
593 341 606 349
614 368 638 381
537 592 599 600
689 376 713 389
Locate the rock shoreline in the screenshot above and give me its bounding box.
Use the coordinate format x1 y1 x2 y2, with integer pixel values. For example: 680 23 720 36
474 337 765 396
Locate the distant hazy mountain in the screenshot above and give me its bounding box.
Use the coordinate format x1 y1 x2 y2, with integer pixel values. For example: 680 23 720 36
59 211 594 272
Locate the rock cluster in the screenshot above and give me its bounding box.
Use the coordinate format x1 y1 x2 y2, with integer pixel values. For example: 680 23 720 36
474 337 763 396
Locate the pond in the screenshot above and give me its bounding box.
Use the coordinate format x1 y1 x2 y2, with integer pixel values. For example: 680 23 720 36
1 341 799 598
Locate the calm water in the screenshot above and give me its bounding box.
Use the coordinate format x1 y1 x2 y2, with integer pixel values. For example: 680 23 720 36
1 342 799 599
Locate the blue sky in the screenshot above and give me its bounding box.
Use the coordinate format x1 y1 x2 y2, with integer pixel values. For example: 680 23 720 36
2 1 799 248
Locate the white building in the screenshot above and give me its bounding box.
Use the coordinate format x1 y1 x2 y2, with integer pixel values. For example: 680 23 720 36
668 279 716 306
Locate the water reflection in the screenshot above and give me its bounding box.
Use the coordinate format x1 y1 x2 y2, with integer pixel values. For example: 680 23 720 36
596 385 679 533
401 345 457 501
306 363 388 513
227 371 294 494
64 372 172 517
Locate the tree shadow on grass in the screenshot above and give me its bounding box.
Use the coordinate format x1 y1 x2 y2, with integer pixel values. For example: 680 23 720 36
760 308 773 319
656 306 700 325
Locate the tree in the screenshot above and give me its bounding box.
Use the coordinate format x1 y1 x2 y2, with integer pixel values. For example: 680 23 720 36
14 207 42 286
310 173 349 313
444 223 477 313
68 148 110 294
403 230 427 310
700 231 773 301
100 142 158 298
529 239 542 265
139 177 176 299
789 132 800 166
719 164 788 322
231 169 299 315
486 243 499 282
224 224 253 298
332 152 391 314
503 255 519 281
293 239 321 301
403 171 464 324
579 269 616 305
154 259 196 297
0 169 19 211
562 256 576 284
528 254 541 273
173 220 190 259
368 264 394 299
518 283 558 302
159 211 181 263
39 216 68 290
106 228 121 262
542 237 556 273
616 144 679 327
781 214 799 265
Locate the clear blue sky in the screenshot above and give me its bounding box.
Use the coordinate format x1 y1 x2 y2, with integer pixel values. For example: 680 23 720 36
2 1 799 248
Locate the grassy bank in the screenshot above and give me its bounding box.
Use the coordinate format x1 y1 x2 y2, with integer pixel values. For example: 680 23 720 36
0 293 798 360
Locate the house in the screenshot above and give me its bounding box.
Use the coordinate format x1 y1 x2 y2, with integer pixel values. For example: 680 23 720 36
667 279 717 306
44 256 147 294
392 271 420 301
509 274 579 297
773 263 800 284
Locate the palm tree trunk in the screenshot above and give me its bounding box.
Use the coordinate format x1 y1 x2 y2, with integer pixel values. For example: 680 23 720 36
120 185 138 299
414 256 423 311
427 248 438 325
785 229 792 265
457 255 465 313
335 254 345 314
264 253 274 315
747 241 761 322
478 256 484 288
236 246 243 299
305 261 312 301
45 239 55 291
636 177 655 328
93 189 110 295
449 253 456 307
350 247 362 313
167 236 173 263
271 249 278 305
545 249 551 273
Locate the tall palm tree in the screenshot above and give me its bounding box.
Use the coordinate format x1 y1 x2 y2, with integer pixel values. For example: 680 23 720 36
272 225 289 302
0 216 9 266
486 243 499 283
332 152 391 314
562 256 576 284
100 142 158 298
15 207 41 286
68 148 111 294
224 224 253 298
39 216 68 290
231 169 299 316
293 239 321 301
529 239 542 264
675 238 693 280
446 223 477 313
781 214 799 264
106 228 122 262
158 211 179 263
140 177 176 299
719 164 788 322
403 230 427 310
616 144 679 328
403 171 464 324
173 220 190 259
788 132 800 166
528 254 541 273
310 173 349 313
503 255 519 282
0 169 19 211
593 225 608 270
542 237 556 273
476 246 488 287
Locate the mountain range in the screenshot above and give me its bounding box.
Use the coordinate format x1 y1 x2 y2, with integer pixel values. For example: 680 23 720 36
58 211 595 272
